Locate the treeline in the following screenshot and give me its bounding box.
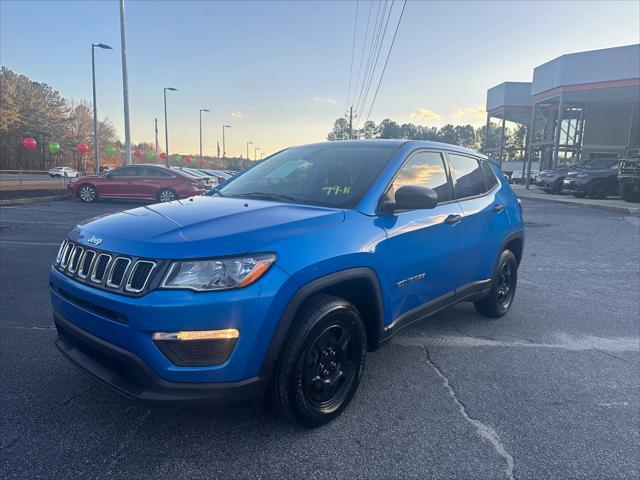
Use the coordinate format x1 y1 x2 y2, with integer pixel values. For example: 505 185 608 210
0 67 119 171
0 67 249 172
327 117 527 161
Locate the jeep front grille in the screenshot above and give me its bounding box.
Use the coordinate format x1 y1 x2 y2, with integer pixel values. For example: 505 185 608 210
53 239 160 296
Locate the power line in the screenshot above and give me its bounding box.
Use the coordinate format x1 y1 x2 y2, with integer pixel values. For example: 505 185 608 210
345 0 359 111
365 0 408 124
355 0 394 129
353 0 384 115
350 0 374 110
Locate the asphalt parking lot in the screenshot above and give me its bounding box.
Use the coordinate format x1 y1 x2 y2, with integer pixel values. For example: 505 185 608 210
1 198 638 479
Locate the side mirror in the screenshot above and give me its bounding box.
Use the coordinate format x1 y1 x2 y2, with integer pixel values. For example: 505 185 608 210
382 185 438 213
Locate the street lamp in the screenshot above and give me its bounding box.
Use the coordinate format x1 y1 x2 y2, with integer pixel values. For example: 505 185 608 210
222 125 231 158
91 42 112 173
246 141 252 160
254 147 260 161
199 108 210 160
163 87 177 166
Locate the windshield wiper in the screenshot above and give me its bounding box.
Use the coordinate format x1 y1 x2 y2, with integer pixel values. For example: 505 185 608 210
230 192 296 202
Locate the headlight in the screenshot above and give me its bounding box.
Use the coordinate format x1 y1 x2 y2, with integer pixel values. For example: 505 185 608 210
160 253 276 291
575 173 589 178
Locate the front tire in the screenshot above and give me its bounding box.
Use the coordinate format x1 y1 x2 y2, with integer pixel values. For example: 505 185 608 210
588 181 608 199
474 250 518 318
270 294 366 428
77 184 97 202
157 188 177 202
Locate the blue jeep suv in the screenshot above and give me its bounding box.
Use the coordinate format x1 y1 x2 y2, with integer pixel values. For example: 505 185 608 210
50 140 524 427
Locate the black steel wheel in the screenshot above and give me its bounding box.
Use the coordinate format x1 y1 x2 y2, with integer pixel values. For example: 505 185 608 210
474 249 518 318
270 294 366 428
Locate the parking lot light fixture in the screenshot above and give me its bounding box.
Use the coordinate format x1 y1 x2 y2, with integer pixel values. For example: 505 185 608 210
254 147 260 161
163 87 178 166
91 42 112 173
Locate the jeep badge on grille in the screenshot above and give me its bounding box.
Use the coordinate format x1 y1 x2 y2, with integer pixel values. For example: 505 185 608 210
87 235 103 246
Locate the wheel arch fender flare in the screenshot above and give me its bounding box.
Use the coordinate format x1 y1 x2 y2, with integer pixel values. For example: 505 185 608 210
260 267 385 379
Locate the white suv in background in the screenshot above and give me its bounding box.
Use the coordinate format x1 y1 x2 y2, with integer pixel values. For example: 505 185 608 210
48 167 79 178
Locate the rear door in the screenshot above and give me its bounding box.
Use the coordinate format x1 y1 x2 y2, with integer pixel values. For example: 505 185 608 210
446 153 510 293
381 150 464 322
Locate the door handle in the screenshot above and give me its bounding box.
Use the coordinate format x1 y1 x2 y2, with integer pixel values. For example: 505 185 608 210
493 203 505 212
444 214 463 225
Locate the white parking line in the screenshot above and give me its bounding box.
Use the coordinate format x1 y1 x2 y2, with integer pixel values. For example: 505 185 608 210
0 241 60 246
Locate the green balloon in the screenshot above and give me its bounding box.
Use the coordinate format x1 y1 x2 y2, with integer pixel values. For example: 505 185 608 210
174 154 182 162
48 142 61 154
105 146 116 156
146 151 156 160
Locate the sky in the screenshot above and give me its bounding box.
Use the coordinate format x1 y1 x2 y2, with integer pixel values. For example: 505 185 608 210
1 0 639 157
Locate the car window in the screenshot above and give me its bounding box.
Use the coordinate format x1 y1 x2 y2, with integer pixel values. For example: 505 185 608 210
109 167 136 177
146 167 173 178
480 161 498 189
391 151 451 203
586 159 617 169
448 153 488 199
218 144 398 208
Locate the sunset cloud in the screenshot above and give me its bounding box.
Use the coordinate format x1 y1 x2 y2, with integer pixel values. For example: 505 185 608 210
452 106 486 118
409 108 442 120
230 111 243 118
312 97 338 105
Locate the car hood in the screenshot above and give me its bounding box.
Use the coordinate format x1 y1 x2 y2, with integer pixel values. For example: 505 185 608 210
69 195 345 259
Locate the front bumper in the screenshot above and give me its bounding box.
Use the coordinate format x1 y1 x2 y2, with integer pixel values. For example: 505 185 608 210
562 178 588 194
54 312 266 406
49 263 288 389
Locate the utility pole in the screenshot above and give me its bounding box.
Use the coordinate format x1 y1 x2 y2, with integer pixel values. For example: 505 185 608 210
154 117 159 155
347 106 356 140
119 0 131 165
199 109 210 160
246 141 252 161
222 125 230 157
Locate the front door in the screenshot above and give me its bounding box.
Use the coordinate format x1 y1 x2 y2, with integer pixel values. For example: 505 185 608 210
380 150 464 323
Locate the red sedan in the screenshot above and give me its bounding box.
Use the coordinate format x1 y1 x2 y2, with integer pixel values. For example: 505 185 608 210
68 165 206 203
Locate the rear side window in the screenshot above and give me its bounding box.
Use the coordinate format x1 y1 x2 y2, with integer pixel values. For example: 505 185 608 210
146 167 173 178
448 154 487 199
109 167 138 177
391 151 451 203
480 161 498 189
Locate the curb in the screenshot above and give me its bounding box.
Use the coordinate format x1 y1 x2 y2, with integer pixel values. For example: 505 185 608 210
0 195 69 206
516 191 640 215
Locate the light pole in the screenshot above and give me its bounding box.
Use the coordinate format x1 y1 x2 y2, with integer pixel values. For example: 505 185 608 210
199 108 210 160
246 141 252 160
163 87 177 166
91 42 112 173
222 125 231 158
254 147 260 161
119 0 131 165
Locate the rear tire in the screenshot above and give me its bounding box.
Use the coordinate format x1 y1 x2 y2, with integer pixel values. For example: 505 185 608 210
77 184 97 202
269 294 366 428
550 179 563 194
620 183 640 203
474 250 518 318
157 188 177 202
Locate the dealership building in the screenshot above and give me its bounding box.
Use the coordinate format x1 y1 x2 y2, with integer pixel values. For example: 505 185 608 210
485 44 640 183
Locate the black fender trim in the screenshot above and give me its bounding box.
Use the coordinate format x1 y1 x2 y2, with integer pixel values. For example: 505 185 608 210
259 267 385 380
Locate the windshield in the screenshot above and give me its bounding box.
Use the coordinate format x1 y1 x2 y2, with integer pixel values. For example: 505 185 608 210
217 144 399 208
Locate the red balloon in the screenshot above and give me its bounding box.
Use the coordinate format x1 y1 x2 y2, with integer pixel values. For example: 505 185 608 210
198 158 205 166
186 155 192 164
159 152 167 160
23 137 37 150
133 149 143 158
76 143 89 154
